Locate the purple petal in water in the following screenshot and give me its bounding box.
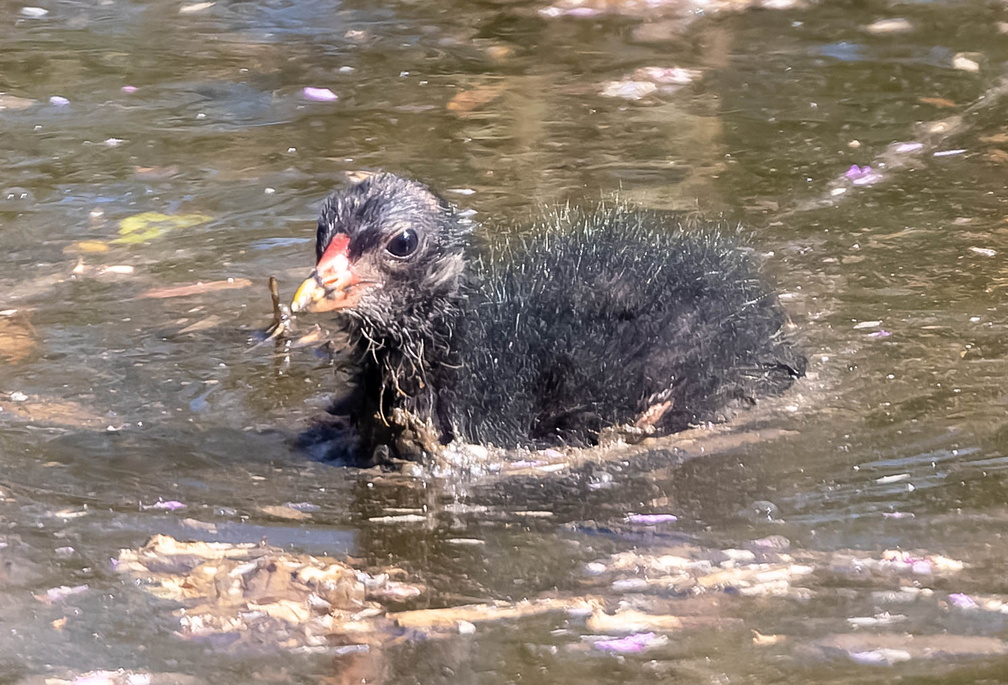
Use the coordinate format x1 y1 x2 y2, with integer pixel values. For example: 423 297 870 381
143 500 186 511
635 66 698 85
600 80 657 100
303 87 339 102
592 632 665 653
626 513 679 525
285 501 320 512
565 6 601 16
37 584 89 604
848 648 911 665
845 164 869 180
948 593 978 609
843 164 883 186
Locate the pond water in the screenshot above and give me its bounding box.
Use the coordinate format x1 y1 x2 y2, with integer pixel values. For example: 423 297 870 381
2 0 1008 682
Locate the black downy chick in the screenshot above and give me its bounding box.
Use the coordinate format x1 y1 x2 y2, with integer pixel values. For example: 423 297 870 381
291 173 805 461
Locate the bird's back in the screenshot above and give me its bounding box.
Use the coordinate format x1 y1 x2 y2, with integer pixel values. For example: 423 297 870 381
445 206 805 448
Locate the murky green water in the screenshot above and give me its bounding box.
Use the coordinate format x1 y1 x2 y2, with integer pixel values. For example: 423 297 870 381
2 0 1008 681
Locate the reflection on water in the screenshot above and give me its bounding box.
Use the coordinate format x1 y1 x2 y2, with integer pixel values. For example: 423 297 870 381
2 0 1008 681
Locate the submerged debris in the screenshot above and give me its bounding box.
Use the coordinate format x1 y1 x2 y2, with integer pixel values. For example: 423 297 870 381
110 530 996 667
116 535 379 652
391 597 597 631
263 275 294 341
804 633 1008 664
19 670 199 685
250 276 332 375
600 66 700 100
116 535 597 653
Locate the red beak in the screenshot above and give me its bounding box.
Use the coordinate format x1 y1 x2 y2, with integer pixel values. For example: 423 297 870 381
290 234 369 313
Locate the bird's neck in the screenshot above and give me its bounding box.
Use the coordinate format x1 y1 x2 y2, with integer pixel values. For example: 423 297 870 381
352 295 463 431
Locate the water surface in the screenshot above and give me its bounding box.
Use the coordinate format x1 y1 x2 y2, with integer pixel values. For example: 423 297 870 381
3 0 1008 681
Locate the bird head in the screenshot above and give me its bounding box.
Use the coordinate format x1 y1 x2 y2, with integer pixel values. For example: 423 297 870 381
291 173 468 328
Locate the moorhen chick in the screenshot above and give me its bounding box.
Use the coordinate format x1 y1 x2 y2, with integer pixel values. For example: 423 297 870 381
291 173 805 461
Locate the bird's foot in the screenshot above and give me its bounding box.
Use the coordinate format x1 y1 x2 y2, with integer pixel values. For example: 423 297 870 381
599 400 674 445
635 400 673 429
599 423 654 445
390 407 444 462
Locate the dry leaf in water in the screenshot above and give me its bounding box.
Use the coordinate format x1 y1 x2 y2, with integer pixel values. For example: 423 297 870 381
138 278 252 299
918 97 958 109
0 94 36 110
0 313 36 364
258 504 312 521
64 240 111 254
447 83 505 114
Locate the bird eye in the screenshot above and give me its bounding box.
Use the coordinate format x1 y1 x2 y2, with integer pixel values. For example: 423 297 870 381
386 228 419 258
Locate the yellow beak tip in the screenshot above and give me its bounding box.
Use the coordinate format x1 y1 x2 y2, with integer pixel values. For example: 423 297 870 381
290 277 320 314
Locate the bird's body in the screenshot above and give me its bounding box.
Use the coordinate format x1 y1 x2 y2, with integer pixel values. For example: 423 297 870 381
291 173 805 461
